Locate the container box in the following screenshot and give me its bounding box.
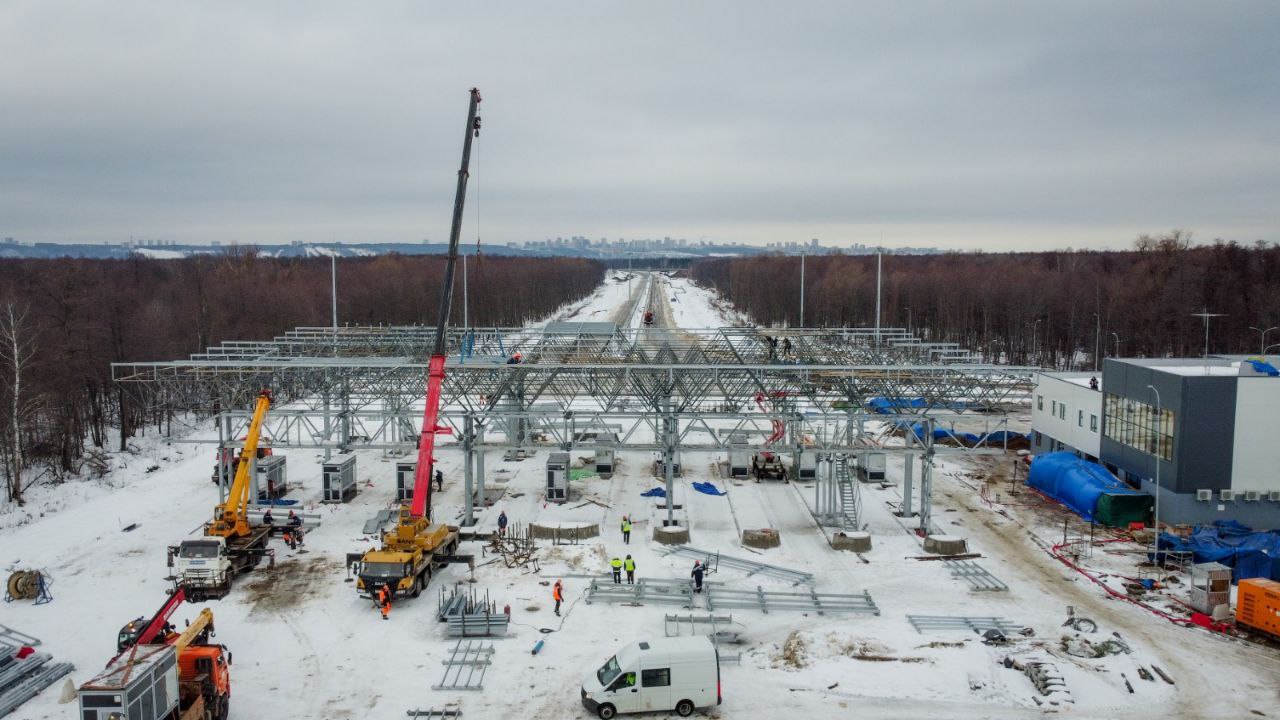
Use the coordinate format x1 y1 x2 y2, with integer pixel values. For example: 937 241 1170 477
1236 578 1280 638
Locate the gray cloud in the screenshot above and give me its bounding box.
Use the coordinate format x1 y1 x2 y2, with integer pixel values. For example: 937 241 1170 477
1 1 1276 250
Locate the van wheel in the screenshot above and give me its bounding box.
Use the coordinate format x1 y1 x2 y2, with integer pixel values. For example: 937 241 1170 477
675 699 695 716
597 703 617 719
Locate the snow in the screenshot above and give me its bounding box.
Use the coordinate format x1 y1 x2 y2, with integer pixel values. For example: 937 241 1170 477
4 272 1279 720
130 248 186 259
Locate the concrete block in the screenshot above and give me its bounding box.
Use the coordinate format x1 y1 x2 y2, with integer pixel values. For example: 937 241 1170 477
741 528 781 549
831 531 872 552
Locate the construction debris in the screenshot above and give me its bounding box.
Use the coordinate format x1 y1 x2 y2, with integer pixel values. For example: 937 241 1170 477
1151 664 1176 685
406 709 461 719
487 524 539 570
4 571 52 605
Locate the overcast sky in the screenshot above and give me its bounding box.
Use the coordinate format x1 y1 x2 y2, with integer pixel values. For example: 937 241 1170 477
1 2 1277 251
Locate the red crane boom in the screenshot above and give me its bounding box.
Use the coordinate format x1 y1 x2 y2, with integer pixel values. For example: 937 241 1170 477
410 87 482 520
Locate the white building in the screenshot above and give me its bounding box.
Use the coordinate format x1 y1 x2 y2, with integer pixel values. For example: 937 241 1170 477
1030 372 1103 460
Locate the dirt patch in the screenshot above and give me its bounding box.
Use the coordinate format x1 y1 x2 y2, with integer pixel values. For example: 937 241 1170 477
244 556 344 614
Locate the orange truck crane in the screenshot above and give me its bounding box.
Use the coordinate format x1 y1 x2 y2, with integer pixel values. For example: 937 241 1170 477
354 88 480 600
83 589 232 720
170 390 275 600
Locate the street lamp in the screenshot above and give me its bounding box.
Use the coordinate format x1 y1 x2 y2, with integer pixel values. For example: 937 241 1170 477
1110 332 1121 359
1030 319 1042 366
1147 384 1162 569
1249 326 1278 354
1264 343 1280 354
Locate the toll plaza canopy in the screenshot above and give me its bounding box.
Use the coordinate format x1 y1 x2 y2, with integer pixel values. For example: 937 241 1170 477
1027 451 1152 527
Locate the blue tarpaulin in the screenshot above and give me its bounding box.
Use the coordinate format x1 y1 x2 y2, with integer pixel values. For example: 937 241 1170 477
1244 359 1280 376
692 482 726 496
640 487 666 498
1158 520 1280 583
1027 452 1151 525
868 397 929 414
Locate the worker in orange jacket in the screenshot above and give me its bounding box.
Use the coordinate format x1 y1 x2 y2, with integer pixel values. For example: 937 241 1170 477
378 584 391 620
553 579 564 617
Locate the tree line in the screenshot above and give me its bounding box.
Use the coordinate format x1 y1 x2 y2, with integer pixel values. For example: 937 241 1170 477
0 252 603 503
690 232 1280 367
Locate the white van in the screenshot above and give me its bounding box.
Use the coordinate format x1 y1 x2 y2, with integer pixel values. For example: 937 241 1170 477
581 636 721 718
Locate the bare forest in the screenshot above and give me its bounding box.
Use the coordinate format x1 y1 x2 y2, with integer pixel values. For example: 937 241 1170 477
691 233 1280 368
0 253 603 502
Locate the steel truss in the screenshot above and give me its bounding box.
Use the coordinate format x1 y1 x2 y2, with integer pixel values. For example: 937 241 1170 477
114 324 1033 530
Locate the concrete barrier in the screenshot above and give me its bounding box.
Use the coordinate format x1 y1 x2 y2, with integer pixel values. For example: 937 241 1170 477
831 531 872 552
653 525 691 545
741 528 781 549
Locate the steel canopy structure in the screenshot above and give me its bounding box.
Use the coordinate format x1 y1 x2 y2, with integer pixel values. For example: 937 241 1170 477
112 323 1035 532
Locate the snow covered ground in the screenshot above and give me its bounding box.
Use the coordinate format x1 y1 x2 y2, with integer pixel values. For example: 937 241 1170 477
4 272 1279 720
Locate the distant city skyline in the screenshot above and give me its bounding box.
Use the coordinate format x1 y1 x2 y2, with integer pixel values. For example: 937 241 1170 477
1 3 1276 251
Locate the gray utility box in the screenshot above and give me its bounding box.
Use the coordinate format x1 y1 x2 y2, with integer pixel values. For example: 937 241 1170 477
546 452 570 503
595 449 616 476
79 643 178 720
795 452 816 480
728 444 751 478
254 455 289 501
396 461 416 502
322 453 358 503
1189 562 1232 615
857 452 886 482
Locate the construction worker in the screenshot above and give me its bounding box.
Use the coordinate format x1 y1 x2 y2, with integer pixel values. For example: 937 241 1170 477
434 469 444 492
624 554 636 584
782 337 793 357
553 579 564 616
497 510 508 537
691 561 705 593
261 508 274 534
378 584 391 620
610 556 623 584
282 528 296 550
288 510 304 544
506 351 522 365
621 515 632 544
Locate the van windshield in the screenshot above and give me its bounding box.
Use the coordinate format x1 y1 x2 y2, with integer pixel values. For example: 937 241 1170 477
596 656 621 686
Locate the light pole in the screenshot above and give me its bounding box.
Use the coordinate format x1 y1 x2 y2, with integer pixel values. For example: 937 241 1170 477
1030 319 1042 366
1110 332 1121 359
799 252 805 327
1264 343 1280 354
1248 326 1277 354
1093 313 1101 371
1147 384 1161 568
905 305 912 335
330 255 338 328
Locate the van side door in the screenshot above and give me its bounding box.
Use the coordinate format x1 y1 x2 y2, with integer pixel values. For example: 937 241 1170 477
640 667 673 711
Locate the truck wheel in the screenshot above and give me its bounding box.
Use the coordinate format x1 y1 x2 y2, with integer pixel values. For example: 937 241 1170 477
675 699 695 716
218 697 230 720
411 578 421 598
596 703 617 720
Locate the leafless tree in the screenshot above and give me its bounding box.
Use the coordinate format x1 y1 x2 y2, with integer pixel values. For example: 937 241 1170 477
0 302 38 505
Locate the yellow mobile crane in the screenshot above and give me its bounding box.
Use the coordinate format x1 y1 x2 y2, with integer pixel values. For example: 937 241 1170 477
170 390 275 601
354 89 481 601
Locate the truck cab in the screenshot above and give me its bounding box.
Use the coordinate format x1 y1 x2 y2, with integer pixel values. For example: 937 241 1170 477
581 637 720 719
175 538 231 599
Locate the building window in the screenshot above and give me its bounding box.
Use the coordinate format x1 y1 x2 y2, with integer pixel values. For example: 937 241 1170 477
1051 400 1057 415
1090 414 1098 432
1034 431 1042 446
1058 404 1066 420
1103 393 1174 461
1078 410 1084 427
1037 395 1043 411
